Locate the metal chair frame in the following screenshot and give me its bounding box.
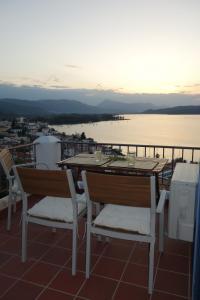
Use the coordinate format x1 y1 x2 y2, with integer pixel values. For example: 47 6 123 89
82 170 167 294
14 167 86 275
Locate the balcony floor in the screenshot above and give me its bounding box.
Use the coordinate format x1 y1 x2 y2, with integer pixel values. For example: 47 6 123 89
0 197 192 300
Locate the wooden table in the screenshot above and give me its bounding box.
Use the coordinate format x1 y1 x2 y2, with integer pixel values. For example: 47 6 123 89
58 153 167 174
58 154 168 198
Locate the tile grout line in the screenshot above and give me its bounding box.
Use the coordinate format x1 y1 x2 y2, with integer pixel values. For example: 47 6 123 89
153 288 189 299
0 276 18 299
34 226 87 299
1 239 190 299
156 266 190 276
2 224 191 256
28 231 74 300
110 242 137 300
0 228 64 299
0 253 16 270
34 267 69 300
0 245 191 276
68 266 189 300
0 217 192 300
73 237 111 300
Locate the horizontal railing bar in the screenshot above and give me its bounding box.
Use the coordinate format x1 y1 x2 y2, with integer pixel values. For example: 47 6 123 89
59 141 200 151
5 141 200 152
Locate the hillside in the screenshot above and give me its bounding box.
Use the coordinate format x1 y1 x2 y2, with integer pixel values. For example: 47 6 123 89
144 105 200 114
37 99 104 114
0 98 47 116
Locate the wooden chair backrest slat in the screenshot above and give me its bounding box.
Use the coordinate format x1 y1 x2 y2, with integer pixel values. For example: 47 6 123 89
16 167 71 198
0 149 14 174
85 172 152 207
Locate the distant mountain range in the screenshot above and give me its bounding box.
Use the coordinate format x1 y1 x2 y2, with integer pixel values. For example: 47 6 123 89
1 84 200 107
0 98 155 117
97 100 155 113
0 98 200 117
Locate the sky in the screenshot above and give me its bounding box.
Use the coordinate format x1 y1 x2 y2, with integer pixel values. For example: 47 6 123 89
0 0 200 96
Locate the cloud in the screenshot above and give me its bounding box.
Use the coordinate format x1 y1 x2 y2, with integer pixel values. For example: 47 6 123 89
65 64 81 69
175 82 200 94
182 83 200 88
95 83 124 93
49 85 70 89
47 75 60 83
0 80 16 86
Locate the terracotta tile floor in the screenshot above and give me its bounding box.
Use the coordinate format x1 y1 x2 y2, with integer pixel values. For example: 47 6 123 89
0 202 192 300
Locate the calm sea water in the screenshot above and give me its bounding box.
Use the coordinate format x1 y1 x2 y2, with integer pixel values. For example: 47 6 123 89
52 114 200 148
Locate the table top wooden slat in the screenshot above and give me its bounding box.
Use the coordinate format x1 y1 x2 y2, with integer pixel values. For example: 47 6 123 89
58 154 168 174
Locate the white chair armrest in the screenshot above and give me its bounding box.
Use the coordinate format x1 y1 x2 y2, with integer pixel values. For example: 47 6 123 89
12 162 36 168
12 162 49 169
156 190 168 214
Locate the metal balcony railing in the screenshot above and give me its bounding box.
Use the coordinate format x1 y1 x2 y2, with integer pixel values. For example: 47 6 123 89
1 141 200 195
60 141 200 164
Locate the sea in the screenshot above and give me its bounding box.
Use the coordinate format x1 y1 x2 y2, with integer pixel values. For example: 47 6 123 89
52 114 200 148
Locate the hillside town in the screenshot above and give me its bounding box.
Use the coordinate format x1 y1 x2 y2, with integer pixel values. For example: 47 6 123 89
0 117 95 148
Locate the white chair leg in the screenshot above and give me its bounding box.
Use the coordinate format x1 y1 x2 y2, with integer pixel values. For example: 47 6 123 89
148 242 154 294
7 193 12 231
72 224 77 276
86 225 91 278
13 194 17 213
159 212 164 253
95 203 102 241
22 216 28 262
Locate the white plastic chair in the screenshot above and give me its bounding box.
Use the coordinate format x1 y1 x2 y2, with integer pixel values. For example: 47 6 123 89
14 166 86 275
0 149 49 230
82 171 167 294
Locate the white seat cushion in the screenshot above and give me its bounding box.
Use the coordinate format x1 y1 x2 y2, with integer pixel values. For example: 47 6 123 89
28 193 86 223
93 204 151 235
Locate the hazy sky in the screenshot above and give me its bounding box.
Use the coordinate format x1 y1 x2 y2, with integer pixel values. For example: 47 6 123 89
0 0 200 94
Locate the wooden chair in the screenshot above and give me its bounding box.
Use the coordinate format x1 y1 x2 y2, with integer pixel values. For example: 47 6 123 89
0 149 21 230
82 171 167 294
14 167 86 275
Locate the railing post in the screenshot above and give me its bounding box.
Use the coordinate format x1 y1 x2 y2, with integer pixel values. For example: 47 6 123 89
144 146 147 157
192 149 194 163
182 149 184 161
162 147 165 158
172 148 175 171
